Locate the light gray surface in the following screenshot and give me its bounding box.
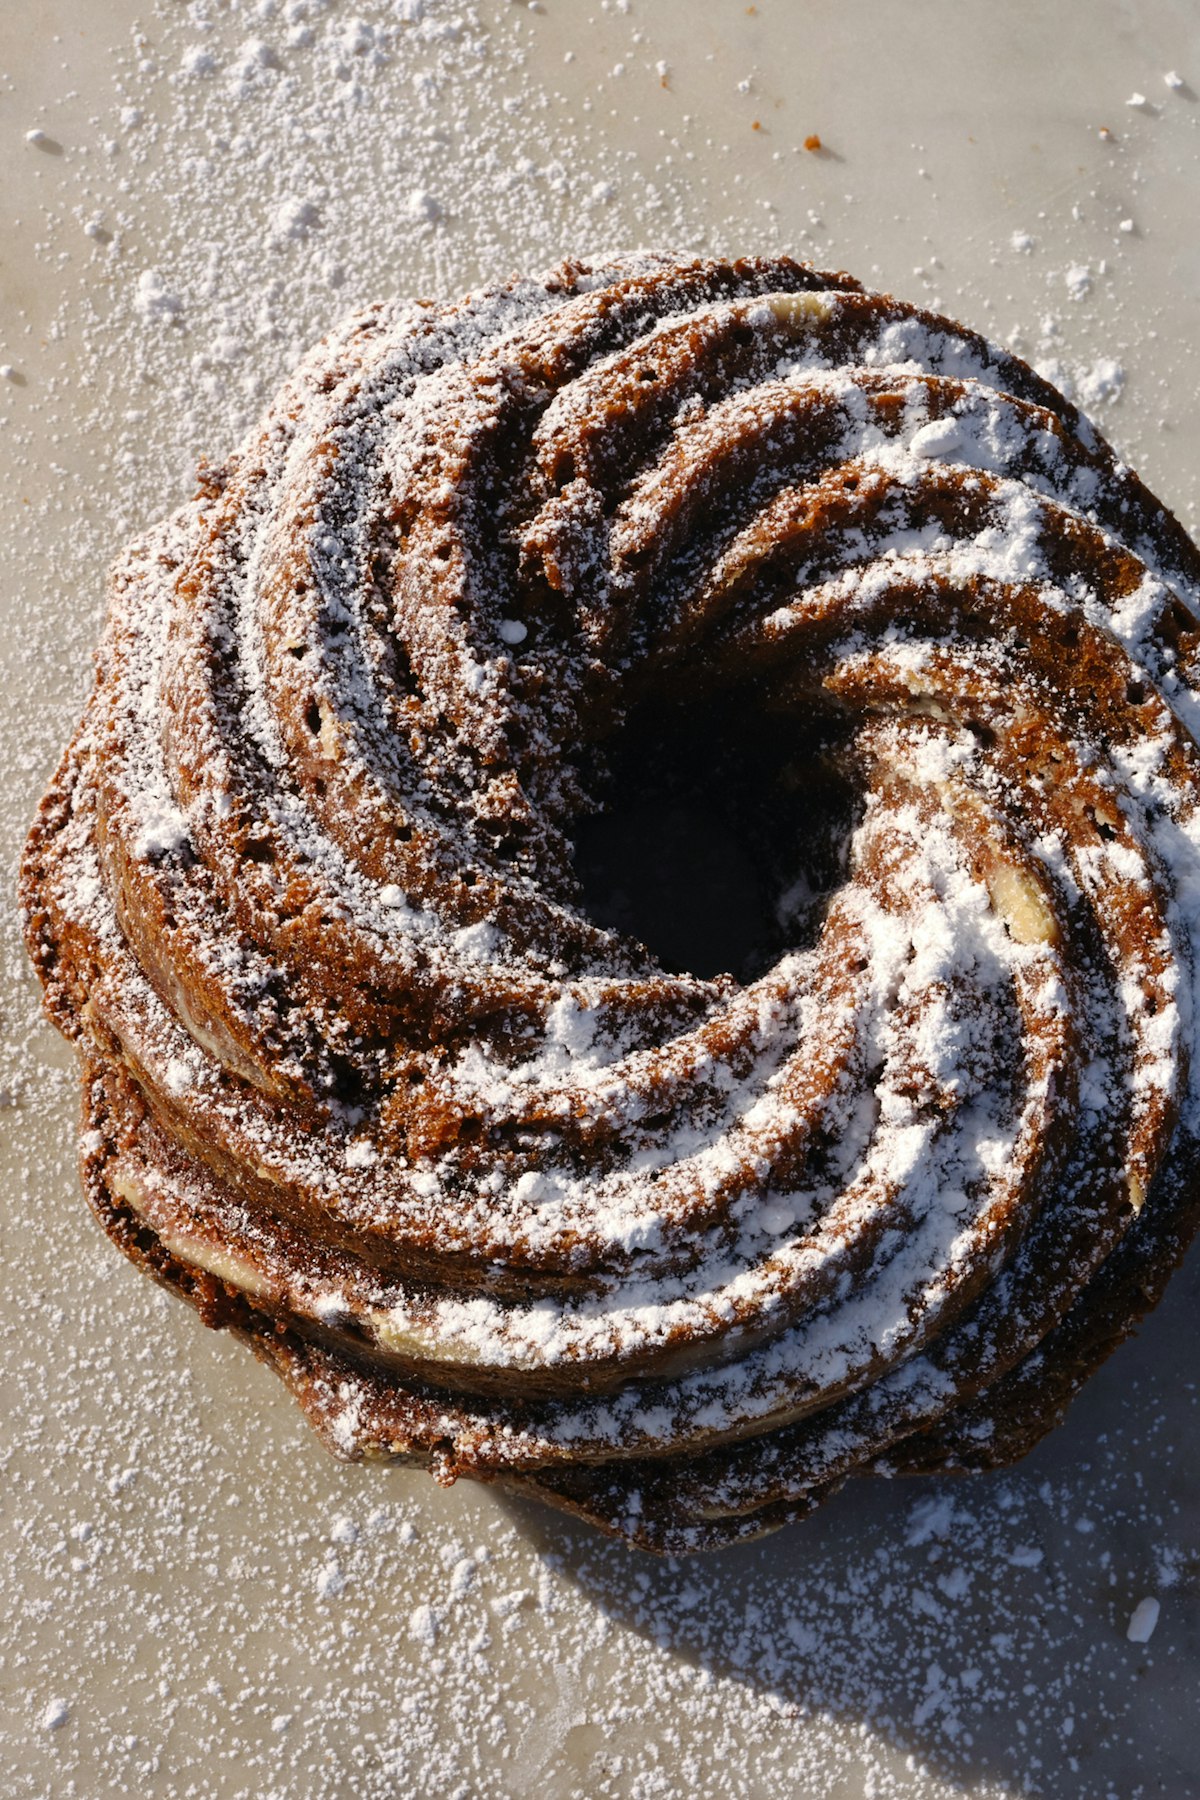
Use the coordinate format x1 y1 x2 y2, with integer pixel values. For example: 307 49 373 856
2 4 1199 1796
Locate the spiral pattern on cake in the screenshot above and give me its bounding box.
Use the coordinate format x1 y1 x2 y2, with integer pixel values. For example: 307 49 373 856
23 253 1200 1551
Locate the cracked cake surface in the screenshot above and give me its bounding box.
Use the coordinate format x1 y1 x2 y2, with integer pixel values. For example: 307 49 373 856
21 251 1200 1552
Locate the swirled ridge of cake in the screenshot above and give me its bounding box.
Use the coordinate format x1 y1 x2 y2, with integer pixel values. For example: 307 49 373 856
22 252 1200 1552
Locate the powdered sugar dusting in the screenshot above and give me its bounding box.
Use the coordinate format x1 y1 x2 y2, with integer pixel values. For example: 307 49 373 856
3 2 1200 1797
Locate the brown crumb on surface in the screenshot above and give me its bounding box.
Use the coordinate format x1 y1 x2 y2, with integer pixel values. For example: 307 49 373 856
804 133 822 152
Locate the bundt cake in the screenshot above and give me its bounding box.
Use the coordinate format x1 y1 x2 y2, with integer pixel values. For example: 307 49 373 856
22 253 1200 1551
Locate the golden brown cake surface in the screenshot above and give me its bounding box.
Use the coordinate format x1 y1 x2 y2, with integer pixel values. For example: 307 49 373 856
22 252 1200 1551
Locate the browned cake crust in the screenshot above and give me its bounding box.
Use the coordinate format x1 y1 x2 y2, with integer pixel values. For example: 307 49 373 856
22 253 1200 1550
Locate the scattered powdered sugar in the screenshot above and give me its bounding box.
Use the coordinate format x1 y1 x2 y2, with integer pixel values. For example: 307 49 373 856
408 1600 440 1646
1074 356 1126 409
132 267 184 323
1065 263 1094 301
2 1280 1197 1798
1125 1595 1161 1643
314 1557 348 1599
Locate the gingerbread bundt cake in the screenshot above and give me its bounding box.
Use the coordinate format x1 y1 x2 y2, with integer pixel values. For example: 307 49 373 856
22 254 1200 1552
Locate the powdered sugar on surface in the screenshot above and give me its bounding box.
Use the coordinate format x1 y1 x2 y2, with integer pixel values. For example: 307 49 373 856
2 1265 1198 1798
2 2 1200 1797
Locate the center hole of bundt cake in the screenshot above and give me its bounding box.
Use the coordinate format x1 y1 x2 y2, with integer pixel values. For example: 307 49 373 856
571 698 853 982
